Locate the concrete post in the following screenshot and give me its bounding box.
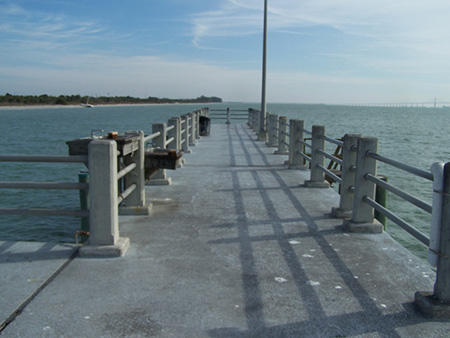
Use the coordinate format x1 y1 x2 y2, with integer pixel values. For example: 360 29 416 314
266 114 278 147
121 130 151 215
304 125 329 188
148 123 171 186
344 137 383 233
82 140 129 257
180 115 191 154
188 113 197 146
226 107 231 124
194 111 201 139
331 134 361 218
275 116 289 155
252 110 260 133
288 120 308 170
415 162 450 318
168 117 181 150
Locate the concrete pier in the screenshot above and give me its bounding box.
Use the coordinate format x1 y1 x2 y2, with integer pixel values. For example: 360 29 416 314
1 124 449 337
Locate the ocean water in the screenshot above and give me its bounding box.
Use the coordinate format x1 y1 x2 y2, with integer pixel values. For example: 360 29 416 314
1 103 449 262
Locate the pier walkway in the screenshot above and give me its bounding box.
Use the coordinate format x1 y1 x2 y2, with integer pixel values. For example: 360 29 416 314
1 124 449 337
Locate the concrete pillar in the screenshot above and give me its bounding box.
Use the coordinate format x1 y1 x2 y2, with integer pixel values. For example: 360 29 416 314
304 125 329 188
180 115 191 154
266 114 278 147
415 162 450 318
148 123 171 186
226 107 231 124
82 140 129 257
194 111 201 139
331 134 361 218
275 116 289 155
168 117 181 150
188 113 197 147
344 137 383 233
121 130 151 215
288 119 308 170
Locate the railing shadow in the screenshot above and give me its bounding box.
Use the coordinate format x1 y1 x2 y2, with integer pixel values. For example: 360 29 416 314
208 124 432 337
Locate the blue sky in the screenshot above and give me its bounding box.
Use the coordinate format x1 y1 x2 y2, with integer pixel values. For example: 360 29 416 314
1 0 450 104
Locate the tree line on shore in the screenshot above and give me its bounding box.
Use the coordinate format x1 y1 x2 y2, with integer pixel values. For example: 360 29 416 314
0 93 222 106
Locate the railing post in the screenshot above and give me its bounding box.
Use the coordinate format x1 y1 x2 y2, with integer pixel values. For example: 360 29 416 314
180 115 191 154
188 113 197 147
304 125 329 188
148 123 171 186
168 117 181 150
288 119 308 170
343 137 383 233
226 107 231 124
415 162 450 318
266 114 278 147
121 130 151 215
252 110 260 133
81 140 129 257
195 111 201 139
275 116 289 155
331 134 361 218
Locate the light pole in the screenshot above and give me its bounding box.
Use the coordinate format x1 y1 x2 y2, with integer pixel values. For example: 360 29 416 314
257 0 269 141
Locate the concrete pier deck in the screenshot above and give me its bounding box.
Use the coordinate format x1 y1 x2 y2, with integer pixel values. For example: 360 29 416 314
1 124 449 337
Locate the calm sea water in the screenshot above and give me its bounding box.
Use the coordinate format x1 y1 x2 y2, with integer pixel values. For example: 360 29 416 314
1 103 449 262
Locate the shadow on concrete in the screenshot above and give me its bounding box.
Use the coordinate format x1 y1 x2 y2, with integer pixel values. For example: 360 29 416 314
208 124 434 337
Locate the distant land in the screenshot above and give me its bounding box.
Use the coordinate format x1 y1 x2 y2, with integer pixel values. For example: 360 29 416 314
0 93 222 106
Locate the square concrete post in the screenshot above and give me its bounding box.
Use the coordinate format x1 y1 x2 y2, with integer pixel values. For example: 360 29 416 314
148 123 171 186
82 140 129 257
252 109 260 133
288 119 308 170
121 130 151 215
344 137 383 233
304 125 329 188
168 117 181 150
266 114 278 147
180 115 191 154
275 116 289 155
188 112 197 146
415 162 450 318
331 134 361 218
194 110 201 139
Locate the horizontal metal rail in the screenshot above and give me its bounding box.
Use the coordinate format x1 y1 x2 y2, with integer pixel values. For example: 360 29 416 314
298 151 311 163
367 151 433 181
143 132 161 142
298 139 312 149
0 155 88 163
166 125 175 132
365 173 432 213
118 183 137 204
0 182 89 190
166 137 175 147
320 135 344 147
317 164 342 184
363 196 430 246
117 162 137 180
317 149 343 166
281 140 289 147
0 208 89 218
302 129 312 136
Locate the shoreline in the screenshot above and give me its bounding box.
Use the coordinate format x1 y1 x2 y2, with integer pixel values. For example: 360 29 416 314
0 102 224 110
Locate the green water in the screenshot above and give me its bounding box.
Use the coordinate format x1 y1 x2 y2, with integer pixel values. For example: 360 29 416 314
1 103 449 263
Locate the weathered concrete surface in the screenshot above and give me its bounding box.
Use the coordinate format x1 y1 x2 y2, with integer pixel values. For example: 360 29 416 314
2 124 450 337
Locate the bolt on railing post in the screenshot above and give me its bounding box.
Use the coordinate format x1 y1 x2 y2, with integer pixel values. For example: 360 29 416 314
266 114 278 147
415 162 450 318
344 137 383 233
275 116 289 155
331 134 361 218
121 130 151 215
304 125 329 188
288 119 308 170
81 140 129 257
148 123 171 186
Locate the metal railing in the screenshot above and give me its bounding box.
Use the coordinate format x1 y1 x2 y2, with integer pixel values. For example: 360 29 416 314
246 109 450 313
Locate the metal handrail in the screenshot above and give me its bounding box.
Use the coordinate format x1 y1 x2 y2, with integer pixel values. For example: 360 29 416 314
144 131 161 142
317 164 342 184
317 149 343 166
117 162 137 180
0 155 87 163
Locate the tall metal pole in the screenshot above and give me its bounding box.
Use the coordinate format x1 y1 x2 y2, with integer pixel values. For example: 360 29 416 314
257 0 269 141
